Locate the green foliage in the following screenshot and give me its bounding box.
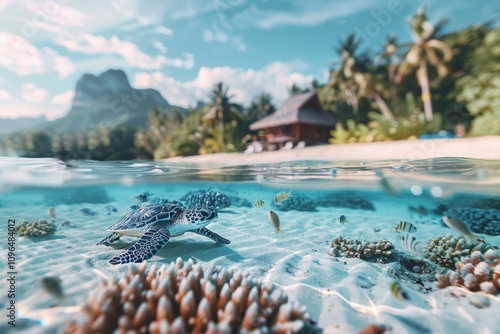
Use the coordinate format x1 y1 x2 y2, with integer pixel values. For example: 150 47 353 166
469 110 500 136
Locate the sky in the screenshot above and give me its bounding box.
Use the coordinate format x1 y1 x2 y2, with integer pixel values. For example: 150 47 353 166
0 0 497 121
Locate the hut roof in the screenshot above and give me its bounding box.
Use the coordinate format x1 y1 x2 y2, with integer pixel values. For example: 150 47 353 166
249 92 335 131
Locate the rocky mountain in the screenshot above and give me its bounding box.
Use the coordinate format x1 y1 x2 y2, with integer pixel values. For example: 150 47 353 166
45 69 180 133
0 116 47 136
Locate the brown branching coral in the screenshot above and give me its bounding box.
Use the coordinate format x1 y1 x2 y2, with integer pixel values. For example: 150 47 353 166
436 249 500 295
328 235 396 263
15 219 57 236
65 258 321 334
424 234 491 269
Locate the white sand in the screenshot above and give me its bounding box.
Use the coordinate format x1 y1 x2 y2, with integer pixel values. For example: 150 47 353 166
162 136 500 166
1 184 499 333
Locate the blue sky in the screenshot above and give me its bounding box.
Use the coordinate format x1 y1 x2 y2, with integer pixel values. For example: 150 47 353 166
0 0 497 120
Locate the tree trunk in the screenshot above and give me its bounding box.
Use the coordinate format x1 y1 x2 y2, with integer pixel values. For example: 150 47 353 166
371 92 395 121
218 110 225 153
387 58 400 115
417 61 434 122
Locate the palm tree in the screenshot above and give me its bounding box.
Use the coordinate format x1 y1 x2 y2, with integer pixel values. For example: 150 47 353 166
395 7 453 122
375 36 401 115
359 72 395 121
247 92 276 119
203 83 242 153
328 33 370 114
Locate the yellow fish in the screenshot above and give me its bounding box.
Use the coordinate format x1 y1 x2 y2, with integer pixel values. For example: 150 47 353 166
393 221 417 233
442 216 480 240
389 281 409 300
254 200 264 207
268 211 283 233
274 191 292 205
48 207 56 220
338 215 349 224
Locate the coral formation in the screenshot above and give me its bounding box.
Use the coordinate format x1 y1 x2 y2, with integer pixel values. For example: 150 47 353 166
443 208 500 236
472 198 500 210
180 189 231 210
435 249 500 295
44 186 109 205
328 235 396 263
15 219 57 236
65 258 320 333
388 253 444 293
424 234 491 269
149 197 184 207
272 193 316 212
317 192 375 211
227 195 252 208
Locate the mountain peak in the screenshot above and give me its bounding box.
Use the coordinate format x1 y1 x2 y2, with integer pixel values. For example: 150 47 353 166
73 68 132 106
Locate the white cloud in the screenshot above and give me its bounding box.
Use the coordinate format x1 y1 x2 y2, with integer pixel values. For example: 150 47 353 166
232 0 377 29
0 89 11 100
133 61 314 108
0 102 65 120
22 83 48 103
155 26 174 36
202 26 247 51
51 90 75 106
153 40 168 53
52 56 76 79
56 34 194 70
0 32 45 75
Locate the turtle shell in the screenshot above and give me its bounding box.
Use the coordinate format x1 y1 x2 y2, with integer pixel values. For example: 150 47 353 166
106 203 184 231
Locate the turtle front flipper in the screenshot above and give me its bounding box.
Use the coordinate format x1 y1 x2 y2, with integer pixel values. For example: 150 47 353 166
192 227 230 245
108 224 170 265
97 232 121 245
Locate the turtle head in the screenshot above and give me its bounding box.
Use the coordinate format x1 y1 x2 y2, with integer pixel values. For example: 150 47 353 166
185 207 218 228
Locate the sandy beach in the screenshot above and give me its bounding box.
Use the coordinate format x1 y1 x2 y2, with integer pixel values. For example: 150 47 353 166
162 136 500 166
1 179 499 333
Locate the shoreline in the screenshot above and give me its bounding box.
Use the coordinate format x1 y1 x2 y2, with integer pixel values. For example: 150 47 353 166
161 136 500 166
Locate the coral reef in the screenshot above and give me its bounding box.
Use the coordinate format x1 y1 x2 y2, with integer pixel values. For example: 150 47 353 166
65 258 320 334
424 234 491 269
15 219 57 236
272 193 316 212
443 208 500 236
471 198 500 210
388 253 445 293
317 192 375 211
180 189 231 210
149 197 184 207
328 235 396 263
435 249 500 295
227 195 252 208
43 186 109 205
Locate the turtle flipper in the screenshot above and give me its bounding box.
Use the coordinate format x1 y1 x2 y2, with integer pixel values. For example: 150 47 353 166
97 232 121 245
193 227 230 245
108 225 170 265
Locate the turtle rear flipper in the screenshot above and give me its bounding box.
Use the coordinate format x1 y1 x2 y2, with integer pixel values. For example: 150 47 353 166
97 232 121 245
193 227 230 245
108 225 170 265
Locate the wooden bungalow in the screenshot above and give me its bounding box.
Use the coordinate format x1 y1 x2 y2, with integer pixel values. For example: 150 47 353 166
249 92 335 148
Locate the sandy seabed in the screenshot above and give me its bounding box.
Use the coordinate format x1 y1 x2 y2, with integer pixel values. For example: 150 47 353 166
0 182 499 334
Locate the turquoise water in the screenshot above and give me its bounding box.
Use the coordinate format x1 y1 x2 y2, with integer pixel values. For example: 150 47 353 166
0 157 499 333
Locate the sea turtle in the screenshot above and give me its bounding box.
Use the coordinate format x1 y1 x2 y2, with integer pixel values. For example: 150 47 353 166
97 203 230 265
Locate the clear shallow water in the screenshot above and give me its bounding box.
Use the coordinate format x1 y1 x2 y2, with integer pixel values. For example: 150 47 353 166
0 157 499 333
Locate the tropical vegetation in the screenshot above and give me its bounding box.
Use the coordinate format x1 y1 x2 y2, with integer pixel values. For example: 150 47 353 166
0 7 498 159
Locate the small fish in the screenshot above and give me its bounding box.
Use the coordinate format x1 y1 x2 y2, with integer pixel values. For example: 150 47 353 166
274 191 292 205
389 281 410 300
373 228 381 233
494 246 499 250
105 205 118 213
61 221 70 227
268 210 283 233
48 207 56 220
338 215 349 224
399 233 423 256
135 191 153 203
254 200 264 207
442 216 479 240
41 276 64 299
393 221 417 233
80 208 96 216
